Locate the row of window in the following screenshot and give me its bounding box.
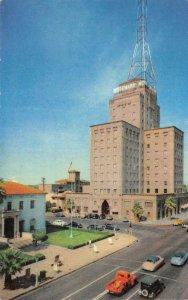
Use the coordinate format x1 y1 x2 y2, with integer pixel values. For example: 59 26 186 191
7 200 35 211
147 188 168 194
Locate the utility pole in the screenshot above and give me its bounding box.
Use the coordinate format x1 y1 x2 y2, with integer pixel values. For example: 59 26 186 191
128 0 156 87
41 177 46 192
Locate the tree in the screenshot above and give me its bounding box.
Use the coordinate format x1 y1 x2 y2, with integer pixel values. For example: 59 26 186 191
0 178 6 204
182 184 188 193
0 248 24 288
132 203 144 221
164 196 176 218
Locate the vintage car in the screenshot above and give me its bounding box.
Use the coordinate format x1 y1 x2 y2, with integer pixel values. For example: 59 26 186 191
67 222 83 228
182 221 188 228
138 276 165 298
142 255 165 271
173 219 183 226
52 220 68 227
105 270 137 296
171 251 188 266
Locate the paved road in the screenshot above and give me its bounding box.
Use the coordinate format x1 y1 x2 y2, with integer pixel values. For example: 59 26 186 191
17 224 188 300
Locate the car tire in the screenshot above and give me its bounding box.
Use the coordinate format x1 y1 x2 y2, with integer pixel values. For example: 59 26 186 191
142 289 149 297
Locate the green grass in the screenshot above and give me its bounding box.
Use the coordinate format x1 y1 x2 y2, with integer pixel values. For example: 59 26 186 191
46 228 113 249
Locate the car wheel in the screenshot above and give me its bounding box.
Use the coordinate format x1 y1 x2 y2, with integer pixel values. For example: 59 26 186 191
142 289 149 297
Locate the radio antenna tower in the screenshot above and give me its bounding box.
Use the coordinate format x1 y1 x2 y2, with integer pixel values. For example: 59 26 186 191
128 0 156 87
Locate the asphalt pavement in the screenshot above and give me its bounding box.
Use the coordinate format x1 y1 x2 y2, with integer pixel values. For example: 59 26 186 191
15 223 188 300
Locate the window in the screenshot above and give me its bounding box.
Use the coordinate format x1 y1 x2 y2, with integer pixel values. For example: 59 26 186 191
84 207 88 212
19 201 24 210
7 202 12 211
164 189 167 193
155 189 158 193
145 201 153 207
147 144 150 148
30 200 35 209
147 188 150 193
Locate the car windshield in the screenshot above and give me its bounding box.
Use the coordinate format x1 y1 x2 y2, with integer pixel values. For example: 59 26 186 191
174 252 185 258
146 256 157 263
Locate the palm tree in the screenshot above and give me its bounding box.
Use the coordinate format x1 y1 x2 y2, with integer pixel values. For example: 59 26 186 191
164 196 176 218
0 178 6 204
132 203 144 221
0 248 24 288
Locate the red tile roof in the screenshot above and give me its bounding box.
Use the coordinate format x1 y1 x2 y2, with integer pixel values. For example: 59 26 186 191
2 181 45 195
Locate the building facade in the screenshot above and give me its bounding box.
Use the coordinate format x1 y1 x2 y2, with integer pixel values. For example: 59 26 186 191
0 182 46 239
65 78 187 221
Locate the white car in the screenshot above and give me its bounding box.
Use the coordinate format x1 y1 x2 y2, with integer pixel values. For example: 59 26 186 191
182 221 188 228
52 220 68 227
142 255 165 272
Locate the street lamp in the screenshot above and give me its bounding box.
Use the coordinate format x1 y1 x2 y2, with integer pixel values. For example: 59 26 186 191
35 257 39 286
69 199 74 238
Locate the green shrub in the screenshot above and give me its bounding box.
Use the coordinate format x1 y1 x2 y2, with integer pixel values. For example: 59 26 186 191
0 242 9 251
21 253 45 266
33 231 48 242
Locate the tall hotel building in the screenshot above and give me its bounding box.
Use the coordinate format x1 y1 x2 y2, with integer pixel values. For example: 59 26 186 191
88 78 186 220
66 1 188 221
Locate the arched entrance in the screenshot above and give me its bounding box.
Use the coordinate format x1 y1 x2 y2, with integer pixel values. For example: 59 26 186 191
4 218 14 238
101 200 110 215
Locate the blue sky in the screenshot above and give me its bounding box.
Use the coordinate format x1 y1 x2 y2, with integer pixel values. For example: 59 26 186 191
1 0 188 185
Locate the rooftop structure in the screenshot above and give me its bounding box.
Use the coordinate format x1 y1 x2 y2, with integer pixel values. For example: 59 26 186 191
128 0 156 87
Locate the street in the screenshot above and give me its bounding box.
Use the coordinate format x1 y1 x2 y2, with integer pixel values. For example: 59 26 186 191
16 221 188 300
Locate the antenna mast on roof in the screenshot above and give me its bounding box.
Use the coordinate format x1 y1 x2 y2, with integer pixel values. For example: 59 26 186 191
128 0 156 87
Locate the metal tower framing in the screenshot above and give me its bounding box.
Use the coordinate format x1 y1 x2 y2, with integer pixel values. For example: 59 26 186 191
128 0 156 87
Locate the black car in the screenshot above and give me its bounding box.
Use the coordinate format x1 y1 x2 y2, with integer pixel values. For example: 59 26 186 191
55 212 65 217
67 222 83 228
139 216 147 222
103 223 120 231
99 214 105 220
138 276 165 298
87 224 97 230
91 214 99 219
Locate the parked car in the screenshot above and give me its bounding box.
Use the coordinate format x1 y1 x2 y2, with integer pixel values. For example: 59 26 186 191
106 215 113 220
139 216 147 222
51 207 63 213
99 214 106 220
55 212 65 217
138 276 165 298
182 221 188 228
173 219 183 226
122 217 129 222
91 214 99 219
52 220 68 227
104 223 120 231
67 222 83 228
87 224 98 230
142 255 165 272
171 251 188 266
87 224 104 231
105 270 137 296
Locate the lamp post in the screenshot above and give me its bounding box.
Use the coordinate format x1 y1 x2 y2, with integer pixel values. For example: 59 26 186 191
35 257 39 286
70 199 73 238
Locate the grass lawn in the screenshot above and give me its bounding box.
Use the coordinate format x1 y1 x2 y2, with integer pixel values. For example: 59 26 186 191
46 228 113 248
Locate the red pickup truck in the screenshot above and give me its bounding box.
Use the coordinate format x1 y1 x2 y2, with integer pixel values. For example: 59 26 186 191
105 270 137 296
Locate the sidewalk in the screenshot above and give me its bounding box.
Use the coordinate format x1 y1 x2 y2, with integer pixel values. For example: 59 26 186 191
0 233 137 300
